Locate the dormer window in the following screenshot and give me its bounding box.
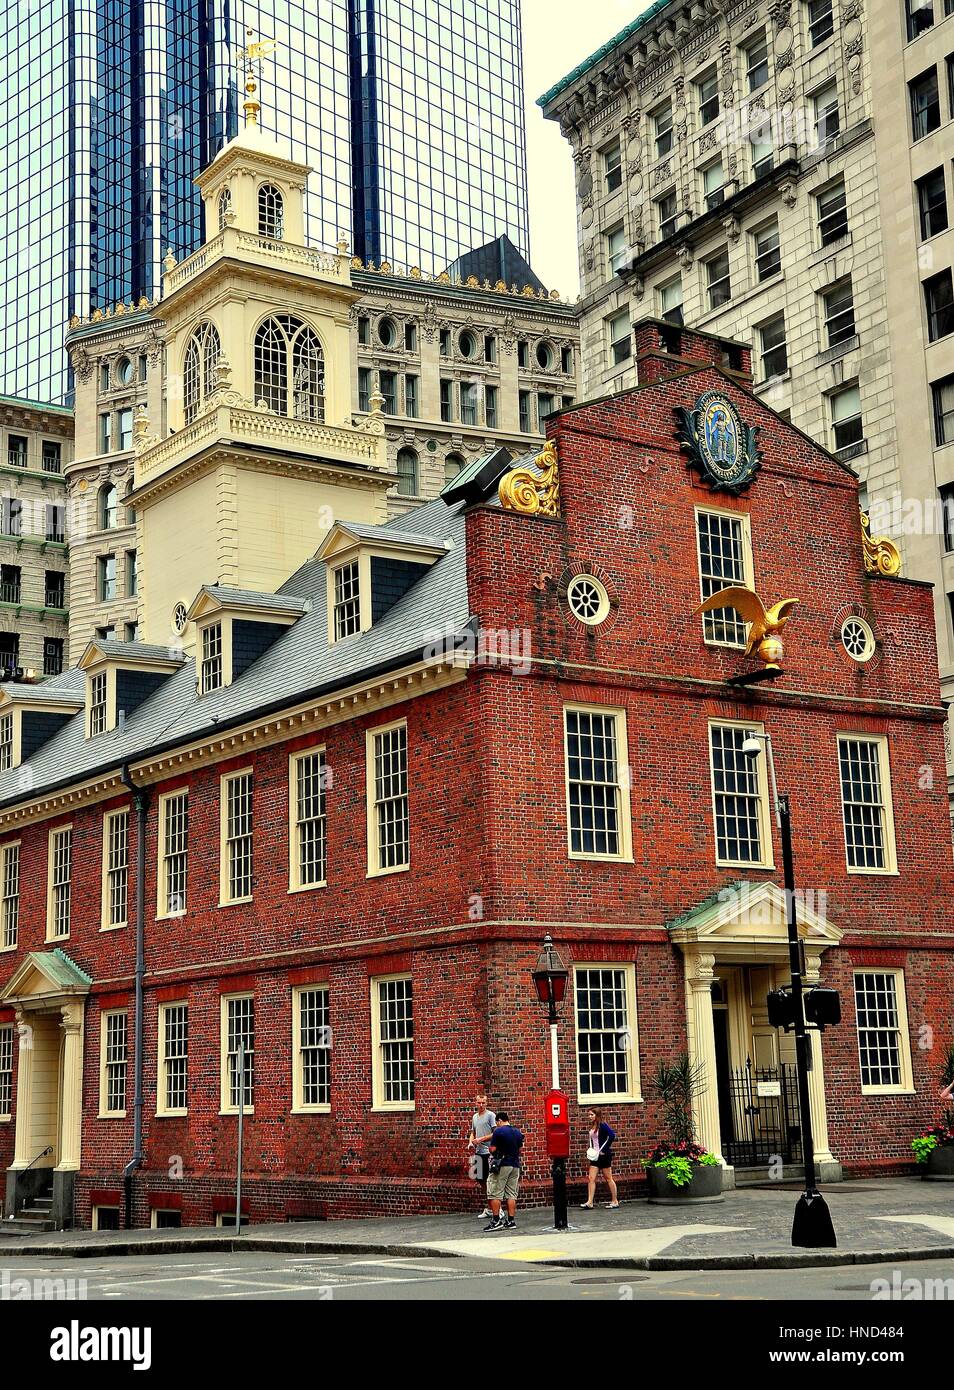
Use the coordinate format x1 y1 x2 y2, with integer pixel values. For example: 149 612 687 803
89 672 108 736
253 316 324 421
333 561 361 639
201 622 224 693
258 183 284 240
217 186 232 231
183 321 221 425
0 712 13 771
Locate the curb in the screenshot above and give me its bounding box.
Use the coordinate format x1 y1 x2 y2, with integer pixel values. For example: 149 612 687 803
1 1235 952 1271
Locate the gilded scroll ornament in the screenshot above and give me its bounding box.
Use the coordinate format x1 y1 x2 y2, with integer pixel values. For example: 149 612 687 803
498 439 560 518
860 510 901 577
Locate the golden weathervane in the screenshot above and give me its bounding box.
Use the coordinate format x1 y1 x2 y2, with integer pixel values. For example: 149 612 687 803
696 586 799 671
236 30 278 127
498 438 560 517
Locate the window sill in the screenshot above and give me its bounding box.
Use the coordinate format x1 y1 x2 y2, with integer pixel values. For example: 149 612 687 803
217 896 254 908
845 865 899 877
290 1104 332 1116
816 336 859 366
156 910 187 922
45 934 70 944
859 1086 916 1097
370 1102 416 1114
97 1111 127 1120
100 923 126 933
833 439 868 463
366 862 410 880
567 851 634 865
288 880 328 895
0 944 15 954
155 1109 188 1119
577 1093 644 1106
220 1108 256 1118
715 857 776 873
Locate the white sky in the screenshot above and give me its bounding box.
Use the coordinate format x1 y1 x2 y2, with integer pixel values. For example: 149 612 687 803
521 0 641 296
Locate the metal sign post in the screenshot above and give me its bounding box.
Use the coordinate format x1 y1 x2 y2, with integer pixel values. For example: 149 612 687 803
235 1042 245 1234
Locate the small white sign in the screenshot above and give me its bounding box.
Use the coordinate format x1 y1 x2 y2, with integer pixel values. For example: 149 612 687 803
756 1080 781 1098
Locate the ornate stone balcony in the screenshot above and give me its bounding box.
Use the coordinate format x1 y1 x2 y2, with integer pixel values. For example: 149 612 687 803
162 228 349 296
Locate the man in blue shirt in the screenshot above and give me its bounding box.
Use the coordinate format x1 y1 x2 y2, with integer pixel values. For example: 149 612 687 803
484 1112 524 1232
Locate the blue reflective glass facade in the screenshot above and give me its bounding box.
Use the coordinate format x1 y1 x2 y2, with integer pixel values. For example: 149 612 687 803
0 0 529 404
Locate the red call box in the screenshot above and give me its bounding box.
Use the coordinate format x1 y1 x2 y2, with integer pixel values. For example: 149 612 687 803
544 1088 570 1159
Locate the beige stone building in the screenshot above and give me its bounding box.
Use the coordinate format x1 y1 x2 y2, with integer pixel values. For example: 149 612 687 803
0 398 71 679
540 0 954 810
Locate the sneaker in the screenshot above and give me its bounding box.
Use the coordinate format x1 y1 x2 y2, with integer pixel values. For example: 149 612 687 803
483 1217 503 1232
580 1203 594 1209
503 1217 516 1229
478 1207 493 1219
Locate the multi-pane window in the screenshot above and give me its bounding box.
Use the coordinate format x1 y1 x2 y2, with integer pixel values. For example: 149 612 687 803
295 987 331 1109
46 570 65 608
292 750 327 888
223 771 253 902
653 101 674 158
98 554 116 602
373 976 414 1107
0 563 20 604
253 316 324 420
917 168 948 239
1 499 21 537
2 843 19 949
118 409 133 451
607 310 631 366
743 29 769 90
333 560 360 639
445 452 465 483
404 375 419 418
607 225 629 276
564 707 629 859
816 181 848 245
485 384 499 429
396 447 418 495
854 972 910 1091
574 966 638 1100
103 810 129 929
838 736 894 871
657 190 678 239
709 723 769 865
460 381 479 425
200 623 223 693
910 68 941 139
90 672 108 736
519 390 532 431
379 371 397 414
369 724 409 872
224 996 255 1110
161 791 188 915
126 551 138 599
160 1003 189 1113
0 1024 11 1117
440 378 453 422
753 220 781 281
258 183 284 239
925 269 954 341
99 413 112 453
43 638 64 676
807 0 834 46
102 1011 128 1114
932 375 954 445
830 384 864 450
906 0 936 39
703 159 726 210
0 713 12 771
603 140 622 193
813 81 840 144
696 66 720 125
696 509 749 646
48 826 72 938
758 313 788 379
42 441 62 473
822 280 856 347
183 321 221 424
750 125 774 178
705 248 731 309
46 504 65 543
358 367 371 412
658 277 684 324
7 435 26 468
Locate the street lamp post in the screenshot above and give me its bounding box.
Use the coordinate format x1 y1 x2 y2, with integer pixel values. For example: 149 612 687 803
531 935 569 1231
742 732 837 1249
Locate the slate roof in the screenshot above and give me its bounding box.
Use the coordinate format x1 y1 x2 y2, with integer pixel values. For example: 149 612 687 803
327 521 452 551
83 640 187 664
0 495 470 812
193 586 309 614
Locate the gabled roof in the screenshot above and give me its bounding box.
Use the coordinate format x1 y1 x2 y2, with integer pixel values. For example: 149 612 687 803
78 640 187 673
316 519 451 563
187 585 308 623
0 670 84 710
1 947 93 1003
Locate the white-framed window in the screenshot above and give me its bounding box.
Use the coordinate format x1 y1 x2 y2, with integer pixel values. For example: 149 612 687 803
653 100 673 158
370 974 415 1110
200 622 223 693
151 1209 183 1229
606 224 629 276
607 310 631 366
830 384 864 451
367 722 409 875
289 748 328 890
841 616 876 663
221 994 254 1113
822 279 856 348
0 713 13 771
758 312 788 380
333 560 360 640
89 671 108 736
816 180 848 245
47 825 72 939
658 275 683 324
220 769 253 903
292 985 331 1112
696 65 720 125
563 705 632 861
704 246 731 309
657 188 679 239
603 139 623 193
813 80 840 145
1 842 19 950
100 1010 128 1116
566 574 611 626
743 27 769 91
702 158 725 210
708 720 774 868
807 0 834 47
753 219 781 281
158 1002 188 1115
102 808 129 930
695 507 753 647
258 183 284 239
92 1206 120 1231
0 1023 12 1118
837 735 897 873
573 964 641 1103
158 790 188 917
853 970 914 1094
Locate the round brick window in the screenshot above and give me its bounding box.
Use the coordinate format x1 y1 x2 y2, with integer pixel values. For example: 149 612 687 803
841 615 875 663
566 574 610 626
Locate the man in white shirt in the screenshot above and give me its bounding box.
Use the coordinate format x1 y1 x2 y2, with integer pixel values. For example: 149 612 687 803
467 1092 497 1219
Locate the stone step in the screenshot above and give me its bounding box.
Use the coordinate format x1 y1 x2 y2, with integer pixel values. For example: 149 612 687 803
3 1217 56 1233
733 1165 806 1188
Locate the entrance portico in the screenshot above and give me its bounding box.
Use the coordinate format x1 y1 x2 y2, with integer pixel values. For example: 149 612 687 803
2 949 91 1228
669 881 843 1188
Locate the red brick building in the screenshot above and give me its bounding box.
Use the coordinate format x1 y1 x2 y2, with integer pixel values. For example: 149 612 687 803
1 319 951 1229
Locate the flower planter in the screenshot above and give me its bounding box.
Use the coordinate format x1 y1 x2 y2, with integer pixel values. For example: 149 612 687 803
646 1163 724 1204
923 1144 954 1181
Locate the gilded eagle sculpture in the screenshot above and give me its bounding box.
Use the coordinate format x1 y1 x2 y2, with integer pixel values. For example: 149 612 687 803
695 586 799 670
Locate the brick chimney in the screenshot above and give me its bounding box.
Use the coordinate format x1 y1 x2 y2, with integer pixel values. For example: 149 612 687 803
632 316 753 387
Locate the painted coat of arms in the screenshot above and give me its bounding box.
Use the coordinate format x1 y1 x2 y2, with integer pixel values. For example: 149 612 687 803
675 390 763 493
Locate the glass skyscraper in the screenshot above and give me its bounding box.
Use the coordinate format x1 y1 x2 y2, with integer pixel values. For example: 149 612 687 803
0 0 529 404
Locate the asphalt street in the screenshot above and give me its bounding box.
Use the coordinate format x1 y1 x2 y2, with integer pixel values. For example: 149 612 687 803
6 1250 954 1301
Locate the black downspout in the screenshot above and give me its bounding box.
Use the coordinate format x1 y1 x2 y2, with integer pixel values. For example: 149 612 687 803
120 764 148 1228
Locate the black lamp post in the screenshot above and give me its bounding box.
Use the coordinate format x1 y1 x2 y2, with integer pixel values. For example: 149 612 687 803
531 934 570 1230
742 733 837 1249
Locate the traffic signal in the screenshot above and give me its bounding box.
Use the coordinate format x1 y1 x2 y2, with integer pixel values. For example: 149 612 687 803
767 987 797 1030
804 986 841 1029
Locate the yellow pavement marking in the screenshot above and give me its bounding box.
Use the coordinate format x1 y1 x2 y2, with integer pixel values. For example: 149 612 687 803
490 1249 570 1261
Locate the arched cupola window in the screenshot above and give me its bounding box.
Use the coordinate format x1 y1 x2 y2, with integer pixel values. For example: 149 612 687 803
253 315 325 421
183 321 222 425
258 183 284 240
217 186 232 231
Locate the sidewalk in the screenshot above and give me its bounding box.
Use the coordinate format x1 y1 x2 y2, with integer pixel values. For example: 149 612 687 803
1 1178 952 1270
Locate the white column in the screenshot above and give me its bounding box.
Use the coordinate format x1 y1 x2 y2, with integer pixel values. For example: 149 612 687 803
10 1008 35 1168
56 1002 84 1172
804 949 838 1175
684 950 726 1164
